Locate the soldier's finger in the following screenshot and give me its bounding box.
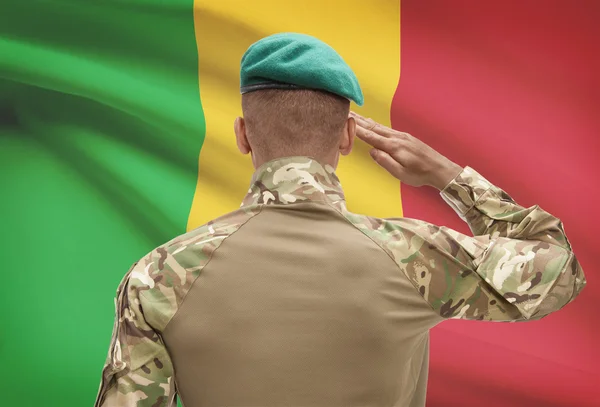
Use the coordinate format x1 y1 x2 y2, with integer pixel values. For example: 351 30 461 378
350 111 406 140
350 111 378 126
355 125 397 152
351 114 388 136
370 148 406 179
349 110 368 122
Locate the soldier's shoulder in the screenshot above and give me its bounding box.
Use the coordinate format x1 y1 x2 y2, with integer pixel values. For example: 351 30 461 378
341 210 425 241
123 205 263 329
159 205 262 257
126 205 262 287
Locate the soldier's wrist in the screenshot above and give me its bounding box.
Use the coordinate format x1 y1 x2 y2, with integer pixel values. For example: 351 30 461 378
429 162 463 191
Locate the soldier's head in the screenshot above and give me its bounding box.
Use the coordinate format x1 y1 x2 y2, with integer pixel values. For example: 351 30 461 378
235 88 356 169
236 33 363 169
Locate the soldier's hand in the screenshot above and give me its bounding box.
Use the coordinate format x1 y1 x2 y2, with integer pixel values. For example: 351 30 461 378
350 112 463 190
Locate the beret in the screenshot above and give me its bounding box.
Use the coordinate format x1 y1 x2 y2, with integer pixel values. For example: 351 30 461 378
240 33 364 106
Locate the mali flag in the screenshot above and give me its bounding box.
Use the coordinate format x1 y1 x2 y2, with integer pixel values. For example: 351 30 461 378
1 1 598 406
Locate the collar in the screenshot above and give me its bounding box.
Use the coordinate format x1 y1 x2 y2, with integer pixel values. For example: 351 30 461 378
240 156 346 210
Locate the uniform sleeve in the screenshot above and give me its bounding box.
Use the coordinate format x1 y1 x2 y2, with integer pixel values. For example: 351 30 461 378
94 261 177 407
391 166 586 322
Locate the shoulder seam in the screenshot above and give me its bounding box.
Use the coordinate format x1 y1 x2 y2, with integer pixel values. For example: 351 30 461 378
325 203 442 318
145 205 266 333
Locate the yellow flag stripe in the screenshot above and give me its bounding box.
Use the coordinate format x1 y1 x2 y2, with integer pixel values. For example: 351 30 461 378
189 0 402 230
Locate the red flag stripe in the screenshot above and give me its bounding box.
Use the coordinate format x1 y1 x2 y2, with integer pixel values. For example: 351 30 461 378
393 1 600 405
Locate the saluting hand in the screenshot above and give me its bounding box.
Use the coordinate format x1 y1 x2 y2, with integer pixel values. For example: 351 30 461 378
350 112 463 191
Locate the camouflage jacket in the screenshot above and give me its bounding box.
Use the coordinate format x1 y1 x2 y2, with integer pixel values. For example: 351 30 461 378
94 156 586 407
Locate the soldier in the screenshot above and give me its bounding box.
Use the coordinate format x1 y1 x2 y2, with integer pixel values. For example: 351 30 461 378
95 33 586 407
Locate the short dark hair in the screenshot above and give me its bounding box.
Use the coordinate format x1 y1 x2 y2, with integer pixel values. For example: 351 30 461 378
241 89 350 159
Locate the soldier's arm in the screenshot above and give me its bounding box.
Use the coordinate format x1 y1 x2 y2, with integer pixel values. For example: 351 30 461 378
387 166 586 321
349 112 585 321
94 260 176 407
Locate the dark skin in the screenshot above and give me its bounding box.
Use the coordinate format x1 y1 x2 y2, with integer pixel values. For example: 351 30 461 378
350 111 463 191
234 109 462 192
234 116 356 170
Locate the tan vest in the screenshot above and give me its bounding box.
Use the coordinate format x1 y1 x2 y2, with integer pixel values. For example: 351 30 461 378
165 198 440 407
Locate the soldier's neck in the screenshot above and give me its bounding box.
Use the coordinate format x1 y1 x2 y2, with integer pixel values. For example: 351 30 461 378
251 151 339 170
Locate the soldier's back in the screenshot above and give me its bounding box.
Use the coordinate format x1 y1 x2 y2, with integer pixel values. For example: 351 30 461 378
162 188 438 407
112 156 584 407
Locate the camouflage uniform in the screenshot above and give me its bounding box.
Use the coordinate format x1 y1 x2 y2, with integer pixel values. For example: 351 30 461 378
95 156 586 407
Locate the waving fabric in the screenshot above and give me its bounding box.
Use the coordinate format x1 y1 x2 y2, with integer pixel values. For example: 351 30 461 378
0 1 597 406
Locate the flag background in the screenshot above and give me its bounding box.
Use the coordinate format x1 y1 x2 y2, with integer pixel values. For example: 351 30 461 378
0 1 204 405
395 2 600 406
0 1 597 406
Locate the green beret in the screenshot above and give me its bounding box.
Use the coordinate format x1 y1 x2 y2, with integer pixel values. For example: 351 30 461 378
240 33 364 106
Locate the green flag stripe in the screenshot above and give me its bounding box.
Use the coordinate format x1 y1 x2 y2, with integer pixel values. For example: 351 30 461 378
0 1 204 406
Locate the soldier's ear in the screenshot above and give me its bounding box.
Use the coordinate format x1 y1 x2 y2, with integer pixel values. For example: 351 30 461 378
234 117 251 155
340 116 356 156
